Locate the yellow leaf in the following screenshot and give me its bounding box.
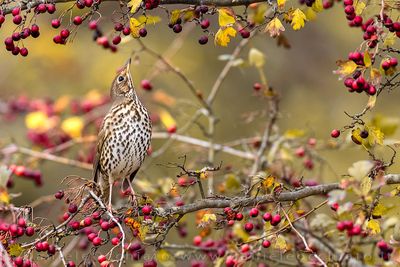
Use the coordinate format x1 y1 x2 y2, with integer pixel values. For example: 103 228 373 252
372 203 388 217
128 0 141 13
264 18 285 37
159 110 176 131
214 27 237 47
284 129 305 139
25 111 57 132
8 243 23 257
277 0 286 9
253 4 268 24
274 235 287 251
355 1 366 15
367 94 376 109
351 127 363 145
364 51 371 67
0 189 9 204
169 10 181 25
334 60 358 77
156 249 175 267
384 32 396 47
248 48 265 68
201 213 217 223
137 15 161 25
370 67 381 84
218 8 236 27
130 18 143 38
367 219 381 234
291 9 307 31
312 0 323 12
61 116 84 139
138 224 149 241
262 175 275 188
233 222 249 241
182 10 195 22
365 126 384 146
305 8 317 21
360 176 372 196
370 114 399 136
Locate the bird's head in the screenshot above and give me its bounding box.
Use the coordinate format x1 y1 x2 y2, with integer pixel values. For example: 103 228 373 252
110 58 136 100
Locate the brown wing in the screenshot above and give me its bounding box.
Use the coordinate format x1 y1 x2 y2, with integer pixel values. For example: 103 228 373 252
93 128 109 183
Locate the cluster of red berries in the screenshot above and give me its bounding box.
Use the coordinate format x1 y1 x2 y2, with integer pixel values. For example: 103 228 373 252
343 70 376 95
336 220 363 236
9 165 43 186
343 0 363 27
377 240 393 261
192 235 227 260
381 57 398 71
293 138 318 170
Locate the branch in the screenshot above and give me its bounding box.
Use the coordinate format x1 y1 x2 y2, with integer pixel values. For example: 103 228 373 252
156 174 400 216
2 0 269 15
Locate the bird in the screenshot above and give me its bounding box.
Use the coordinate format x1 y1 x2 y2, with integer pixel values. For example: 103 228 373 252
93 58 152 209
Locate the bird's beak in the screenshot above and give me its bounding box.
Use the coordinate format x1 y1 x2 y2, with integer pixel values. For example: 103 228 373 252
125 58 131 71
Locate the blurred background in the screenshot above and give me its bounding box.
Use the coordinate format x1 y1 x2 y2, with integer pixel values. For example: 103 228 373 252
1 1 400 254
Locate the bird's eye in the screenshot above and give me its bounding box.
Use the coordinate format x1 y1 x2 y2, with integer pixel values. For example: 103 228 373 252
117 76 124 82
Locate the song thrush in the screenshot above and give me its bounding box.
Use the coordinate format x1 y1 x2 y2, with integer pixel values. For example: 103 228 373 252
93 59 152 208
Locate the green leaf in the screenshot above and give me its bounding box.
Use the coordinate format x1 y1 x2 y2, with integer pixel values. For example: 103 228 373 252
360 176 372 196
364 51 371 67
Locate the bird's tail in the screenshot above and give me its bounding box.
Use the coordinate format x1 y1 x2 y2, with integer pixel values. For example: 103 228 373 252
97 173 110 204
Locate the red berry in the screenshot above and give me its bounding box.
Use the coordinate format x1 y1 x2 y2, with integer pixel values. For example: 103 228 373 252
87 233 97 241
20 47 28 57
114 23 123 31
13 15 22 25
83 217 92 226
67 261 76 267
173 24 182 33
41 241 49 251
0 15 5 25
37 4 46 13
92 236 102 246
343 220 353 230
271 214 281 226
225 256 236 267
73 16 83 25
51 19 61 28
343 0 353 5
112 36 121 45
142 205 152 215
85 0 94 7
295 147 305 157
46 4 56 13
249 208 259 217
68 203 77 213
139 28 147 37
344 5 355 15
14 257 23 266
200 19 210 29
143 260 157 267
253 82 262 91
235 213 243 221
89 20 97 30
17 218 26 228
53 35 63 44
353 16 363 26
31 24 40 33
244 222 254 232
240 30 250 38
167 125 177 134
54 190 64 199
70 221 80 230
100 221 110 231
241 244 250 253
141 79 153 90
12 7 20 16
377 240 388 250
62 212 70 221
193 235 202 246
262 240 271 248
25 226 35 236
111 237 120 246
368 85 376 95
98 255 107 263
60 29 70 39
198 35 208 45
122 27 131 35
262 212 272 221
48 244 56 255
331 129 340 138
390 57 398 67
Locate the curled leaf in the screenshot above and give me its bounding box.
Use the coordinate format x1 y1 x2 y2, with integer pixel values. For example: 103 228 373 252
265 18 285 37
291 9 307 30
334 60 358 77
214 27 237 47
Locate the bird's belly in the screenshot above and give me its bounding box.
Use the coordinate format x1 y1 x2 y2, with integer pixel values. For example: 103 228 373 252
101 127 148 179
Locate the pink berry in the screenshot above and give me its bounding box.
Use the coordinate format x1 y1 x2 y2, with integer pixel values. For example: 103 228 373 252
122 27 131 35
83 217 92 226
46 4 56 14
390 57 398 67
36 4 46 13
142 205 152 215
249 208 259 217
89 20 97 30
18 218 26 228
87 233 97 241
270 214 281 226
241 244 250 253
262 212 272 221
60 29 70 38
85 0 94 7
20 47 28 57
193 235 202 246
143 260 157 267
12 7 20 16
100 221 109 231
235 213 243 221
200 19 210 29
111 237 120 246
54 190 64 199
114 23 123 31
67 261 76 267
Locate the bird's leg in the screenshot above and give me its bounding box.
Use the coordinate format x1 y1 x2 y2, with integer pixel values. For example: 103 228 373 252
108 180 113 212
127 179 138 207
